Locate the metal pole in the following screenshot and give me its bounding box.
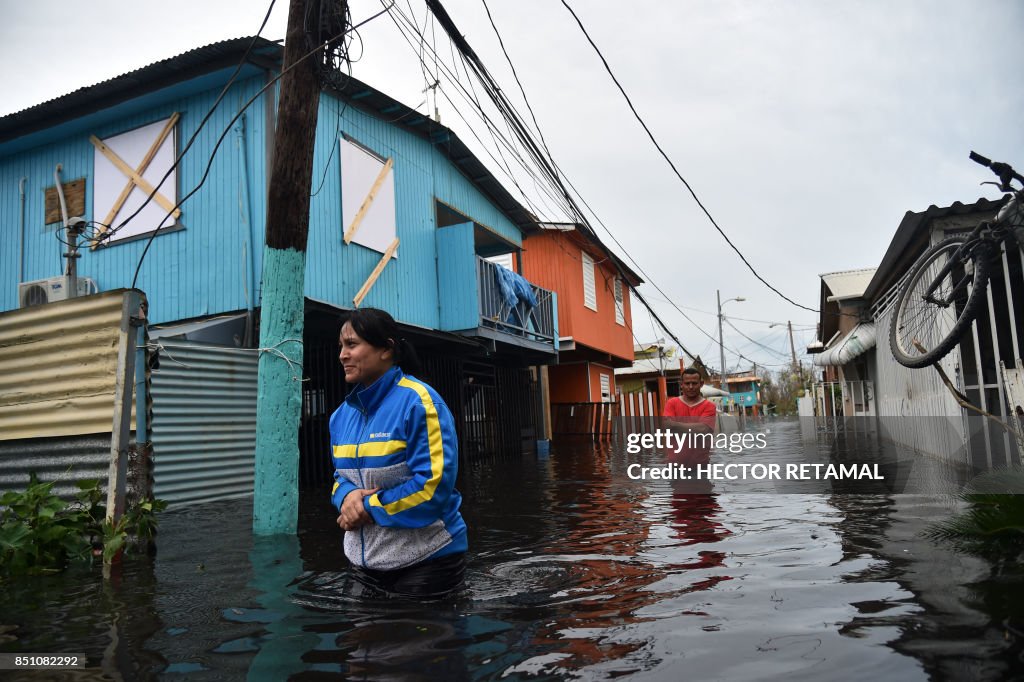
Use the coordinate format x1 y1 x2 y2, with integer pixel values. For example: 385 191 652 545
106 291 144 534
64 221 84 298
717 289 726 392
787 320 798 369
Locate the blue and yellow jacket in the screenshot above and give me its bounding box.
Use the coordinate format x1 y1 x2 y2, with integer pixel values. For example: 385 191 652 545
329 365 467 571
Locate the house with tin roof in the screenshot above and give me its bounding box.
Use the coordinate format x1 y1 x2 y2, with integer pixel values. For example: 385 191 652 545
0 37 562 504
808 197 1022 470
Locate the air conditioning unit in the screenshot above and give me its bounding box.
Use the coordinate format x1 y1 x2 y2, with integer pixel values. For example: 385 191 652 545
18 276 98 308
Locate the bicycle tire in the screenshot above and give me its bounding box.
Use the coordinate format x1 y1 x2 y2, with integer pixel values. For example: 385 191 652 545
888 234 991 368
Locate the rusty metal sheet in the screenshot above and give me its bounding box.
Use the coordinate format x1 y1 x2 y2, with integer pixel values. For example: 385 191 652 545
0 289 136 440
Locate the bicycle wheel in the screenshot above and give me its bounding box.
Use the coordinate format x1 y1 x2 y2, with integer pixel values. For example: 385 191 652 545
888 234 991 368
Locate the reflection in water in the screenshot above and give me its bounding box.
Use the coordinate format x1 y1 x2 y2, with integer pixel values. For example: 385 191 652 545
0 419 1021 679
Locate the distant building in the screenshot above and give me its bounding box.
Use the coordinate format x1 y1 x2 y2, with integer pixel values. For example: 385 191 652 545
521 223 641 436
808 197 1023 470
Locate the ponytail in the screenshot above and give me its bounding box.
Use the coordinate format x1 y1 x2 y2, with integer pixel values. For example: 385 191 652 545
340 307 422 376
393 338 423 377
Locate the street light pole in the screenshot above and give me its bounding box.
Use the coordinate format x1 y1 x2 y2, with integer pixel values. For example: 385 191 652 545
717 290 726 391
717 290 745 408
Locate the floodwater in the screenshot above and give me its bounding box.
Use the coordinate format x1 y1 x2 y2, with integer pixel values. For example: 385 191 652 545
2 418 1023 680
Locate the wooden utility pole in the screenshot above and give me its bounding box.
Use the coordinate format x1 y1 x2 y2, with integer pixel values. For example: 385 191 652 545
786 320 805 386
787 321 798 369
253 0 326 535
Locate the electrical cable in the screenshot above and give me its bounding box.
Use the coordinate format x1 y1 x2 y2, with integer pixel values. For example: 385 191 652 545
724 318 792 359
97 1 280 246
130 3 397 287
424 0 710 358
558 0 818 314
384 2 574 220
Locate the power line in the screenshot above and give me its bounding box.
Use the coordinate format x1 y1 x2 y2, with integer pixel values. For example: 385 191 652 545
456 1 781 363
97 1 282 247
383 3 572 220
387 1 576 219
128 2 396 287
424 0 714 360
723 318 791 359
558 0 817 314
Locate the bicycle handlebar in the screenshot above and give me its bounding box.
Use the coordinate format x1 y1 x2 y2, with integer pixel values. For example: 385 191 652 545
969 150 1024 190
969 151 992 167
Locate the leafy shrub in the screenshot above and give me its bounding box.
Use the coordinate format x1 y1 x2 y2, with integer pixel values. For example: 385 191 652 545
925 468 1024 559
0 473 167 578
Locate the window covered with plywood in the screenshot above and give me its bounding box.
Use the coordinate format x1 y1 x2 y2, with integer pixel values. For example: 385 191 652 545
341 135 397 257
92 115 179 242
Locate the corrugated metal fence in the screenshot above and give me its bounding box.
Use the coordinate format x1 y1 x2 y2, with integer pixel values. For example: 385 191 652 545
150 339 258 506
0 290 134 439
0 290 144 499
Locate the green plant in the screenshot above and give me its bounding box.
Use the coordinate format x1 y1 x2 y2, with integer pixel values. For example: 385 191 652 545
0 473 167 578
925 468 1024 558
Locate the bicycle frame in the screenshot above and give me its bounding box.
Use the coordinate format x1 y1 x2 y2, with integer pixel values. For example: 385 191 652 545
921 224 988 308
889 151 1023 370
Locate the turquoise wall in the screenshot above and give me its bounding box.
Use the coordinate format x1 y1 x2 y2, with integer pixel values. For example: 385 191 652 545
304 93 523 330
435 222 478 331
0 77 528 331
0 71 271 325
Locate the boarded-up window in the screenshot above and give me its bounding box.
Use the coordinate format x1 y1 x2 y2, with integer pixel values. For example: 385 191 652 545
44 179 86 226
582 251 597 311
341 136 397 257
93 116 178 242
614 278 624 325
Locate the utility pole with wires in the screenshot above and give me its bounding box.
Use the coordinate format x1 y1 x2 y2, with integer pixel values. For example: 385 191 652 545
253 0 341 535
787 321 798 370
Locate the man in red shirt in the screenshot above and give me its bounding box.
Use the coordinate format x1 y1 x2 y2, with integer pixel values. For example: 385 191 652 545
663 367 717 465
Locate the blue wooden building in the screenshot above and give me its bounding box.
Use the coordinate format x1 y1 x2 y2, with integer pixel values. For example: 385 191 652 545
0 37 557 498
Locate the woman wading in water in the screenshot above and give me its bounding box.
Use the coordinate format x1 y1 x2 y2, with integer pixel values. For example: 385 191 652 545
330 308 467 598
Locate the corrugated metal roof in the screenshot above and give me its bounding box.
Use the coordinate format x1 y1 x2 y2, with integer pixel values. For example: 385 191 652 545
862 198 1002 303
0 36 539 237
615 351 682 376
0 290 137 440
819 268 876 302
0 37 279 144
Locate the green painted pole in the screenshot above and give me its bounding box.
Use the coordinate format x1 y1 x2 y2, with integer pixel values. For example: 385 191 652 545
253 0 325 534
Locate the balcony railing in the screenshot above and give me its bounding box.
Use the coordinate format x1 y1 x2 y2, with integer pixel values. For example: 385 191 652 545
476 257 555 346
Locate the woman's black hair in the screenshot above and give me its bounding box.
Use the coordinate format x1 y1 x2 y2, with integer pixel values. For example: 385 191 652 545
339 307 422 376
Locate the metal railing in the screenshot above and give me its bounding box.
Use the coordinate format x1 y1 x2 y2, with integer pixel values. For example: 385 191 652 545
551 401 616 438
477 257 556 345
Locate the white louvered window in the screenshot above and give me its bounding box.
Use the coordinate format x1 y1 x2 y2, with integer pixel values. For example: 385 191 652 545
599 373 611 402
614 278 624 325
582 251 597 311
486 252 515 271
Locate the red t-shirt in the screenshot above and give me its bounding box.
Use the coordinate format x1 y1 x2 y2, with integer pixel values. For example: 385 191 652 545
663 397 717 465
663 397 717 430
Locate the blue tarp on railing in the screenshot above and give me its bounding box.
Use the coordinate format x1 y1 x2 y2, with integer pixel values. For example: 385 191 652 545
494 265 537 327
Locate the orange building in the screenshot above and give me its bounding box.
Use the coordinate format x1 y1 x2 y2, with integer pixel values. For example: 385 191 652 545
520 224 643 407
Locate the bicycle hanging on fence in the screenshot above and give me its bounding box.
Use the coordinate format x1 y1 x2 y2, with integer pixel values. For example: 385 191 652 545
889 151 1024 369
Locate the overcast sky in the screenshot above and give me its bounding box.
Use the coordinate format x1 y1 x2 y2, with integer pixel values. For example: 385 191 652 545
3 0 1022 372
